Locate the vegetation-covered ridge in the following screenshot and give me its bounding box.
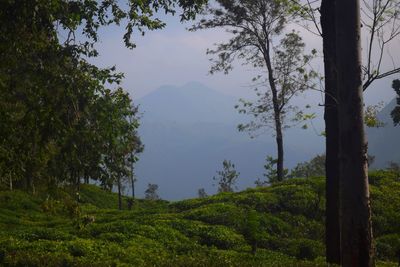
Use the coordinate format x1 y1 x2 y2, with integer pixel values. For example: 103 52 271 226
0 171 399 266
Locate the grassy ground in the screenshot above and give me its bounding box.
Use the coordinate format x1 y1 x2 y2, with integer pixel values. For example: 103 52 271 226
0 171 399 266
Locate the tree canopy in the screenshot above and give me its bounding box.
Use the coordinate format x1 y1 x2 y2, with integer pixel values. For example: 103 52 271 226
191 0 317 182
0 0 206 193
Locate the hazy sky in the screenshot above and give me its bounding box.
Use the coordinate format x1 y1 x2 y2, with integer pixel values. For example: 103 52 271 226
91 11 398 111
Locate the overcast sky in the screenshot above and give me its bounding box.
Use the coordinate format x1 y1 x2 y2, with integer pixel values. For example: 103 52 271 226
91 12 398 112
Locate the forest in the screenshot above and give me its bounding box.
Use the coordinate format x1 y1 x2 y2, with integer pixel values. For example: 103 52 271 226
1 0 400 266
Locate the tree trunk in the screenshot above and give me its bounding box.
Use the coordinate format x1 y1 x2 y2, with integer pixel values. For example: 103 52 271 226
131 170 135 199
117 176 122 210
9 173 13 191
263 40 284 181
321 0 341 264
335 0 374 265
84 171 89 184
274 109 284 181
76 171 80 202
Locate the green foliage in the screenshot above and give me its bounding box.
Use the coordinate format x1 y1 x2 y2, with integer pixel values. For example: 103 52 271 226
183 203 244 227
0 172 399 266
391 79 400 126
365 102 385 128
242 209 261 253
376 234 400 261
290 154 325 178
213 160 240 192
256 156 289 185
0 0 208 196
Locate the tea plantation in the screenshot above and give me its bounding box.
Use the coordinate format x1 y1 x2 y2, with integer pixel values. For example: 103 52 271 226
0 171 399 266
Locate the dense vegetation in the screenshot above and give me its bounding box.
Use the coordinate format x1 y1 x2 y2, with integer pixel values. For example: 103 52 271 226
0 171 399 266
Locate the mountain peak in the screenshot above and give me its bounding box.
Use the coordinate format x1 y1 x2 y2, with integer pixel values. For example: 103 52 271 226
138 82 239 124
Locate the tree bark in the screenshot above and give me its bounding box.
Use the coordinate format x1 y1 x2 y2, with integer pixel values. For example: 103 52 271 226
320 0 341 264
336 0 374 265
273 107 284 181
117 176 122 210
263 40 284 181
131 162 135 198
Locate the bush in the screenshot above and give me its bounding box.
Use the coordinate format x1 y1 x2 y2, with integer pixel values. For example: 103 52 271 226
16 227 72 241
369 170 399 186
376 234 400 261
198 225 247 250
183 203 244 227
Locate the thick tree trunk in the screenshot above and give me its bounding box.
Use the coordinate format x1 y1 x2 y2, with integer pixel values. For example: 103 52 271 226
320 0 341 264
336 0 374 265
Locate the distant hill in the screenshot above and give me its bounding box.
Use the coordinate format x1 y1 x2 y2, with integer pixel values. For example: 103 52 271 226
134 82 324 200
132 82 400 199
367 98 400 168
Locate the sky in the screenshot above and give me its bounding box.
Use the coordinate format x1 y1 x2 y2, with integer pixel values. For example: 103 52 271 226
90 8 399 118
87 7 400 199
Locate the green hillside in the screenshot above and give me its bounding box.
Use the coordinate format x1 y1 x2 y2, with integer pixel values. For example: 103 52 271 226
0 172 399 266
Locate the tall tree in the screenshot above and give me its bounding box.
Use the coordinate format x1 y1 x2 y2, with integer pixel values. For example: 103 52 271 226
299 0 400 263
0 0 206 193
192 0 316 181
336 0 374 264
320 0 341 263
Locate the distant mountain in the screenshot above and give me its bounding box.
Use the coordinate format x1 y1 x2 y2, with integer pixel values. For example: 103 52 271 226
367 99 400 168
137 82 241 124
132 82 324 200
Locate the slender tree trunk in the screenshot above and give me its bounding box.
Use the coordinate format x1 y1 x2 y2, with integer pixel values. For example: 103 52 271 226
273 107 284 181
131 161 135 198
263 41 284 181
321 0 341 264
25 138 37 193
9 173 13 191
336 0 374 265
84 171 89 184
76 171 80 202
117 176 122 210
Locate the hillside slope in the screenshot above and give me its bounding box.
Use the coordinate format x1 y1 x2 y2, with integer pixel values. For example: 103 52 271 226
0 172 399 266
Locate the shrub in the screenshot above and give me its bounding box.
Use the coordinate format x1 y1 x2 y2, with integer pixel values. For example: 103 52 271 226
183 203 244 227
198 225 247 250
16 227 72 241
376 234 400 261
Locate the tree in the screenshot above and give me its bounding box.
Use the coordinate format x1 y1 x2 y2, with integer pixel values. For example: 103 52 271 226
213 160 239 193
128 111 144 199
319 0 341 262
336 0 374 264
0 0 206 194
391 79 400 126
255 156 288 186
191 0 317 182
198 188 208 198
290 154 325 178
316 0 400 262
145 183 160 200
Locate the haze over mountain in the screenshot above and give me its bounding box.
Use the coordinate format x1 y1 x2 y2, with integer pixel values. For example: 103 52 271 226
133 82 325 200
368 98 400 168
130 82 400 200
